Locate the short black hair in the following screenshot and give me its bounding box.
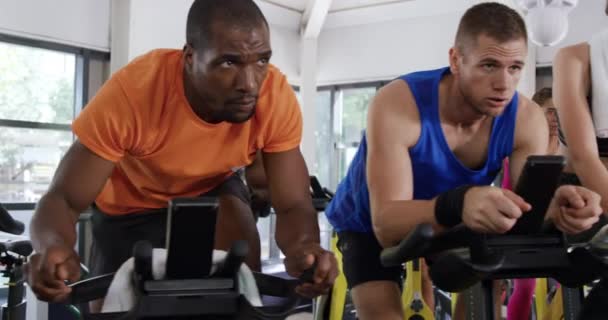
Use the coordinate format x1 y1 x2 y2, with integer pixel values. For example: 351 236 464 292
455 2 527 52
186 0 268 51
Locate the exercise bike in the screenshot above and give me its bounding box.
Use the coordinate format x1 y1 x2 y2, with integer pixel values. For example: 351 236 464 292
381 155 608 320
311 181 441 320
60 197 317 320
533 276 590 320
0 204 32 320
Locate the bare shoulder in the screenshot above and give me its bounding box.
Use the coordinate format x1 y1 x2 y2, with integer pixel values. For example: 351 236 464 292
514 94 546 140
516 94 544 126
554 42 591 95
367 79 421 147
554 43 589 69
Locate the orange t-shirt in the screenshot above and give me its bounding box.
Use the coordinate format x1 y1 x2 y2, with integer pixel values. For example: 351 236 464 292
72 49 302 215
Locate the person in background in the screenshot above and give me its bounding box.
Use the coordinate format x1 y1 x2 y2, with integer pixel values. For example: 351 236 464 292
552 1 608 314
504 87 560 320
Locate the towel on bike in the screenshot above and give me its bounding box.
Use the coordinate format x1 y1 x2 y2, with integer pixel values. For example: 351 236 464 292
101 248 263 313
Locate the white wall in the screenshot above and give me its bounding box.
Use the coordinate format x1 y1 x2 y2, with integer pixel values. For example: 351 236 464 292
111 0 301 84
110 0 131 74
519 42 537 97
126 0 192 61
0 0 110 51
268 27 301 85
299 38 319 171
317 3 535 95
316 0 520 85
318 12 462 85
535 0 608 65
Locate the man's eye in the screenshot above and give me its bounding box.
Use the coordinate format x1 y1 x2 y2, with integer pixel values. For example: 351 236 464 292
221 60 235 67
483 64 496 71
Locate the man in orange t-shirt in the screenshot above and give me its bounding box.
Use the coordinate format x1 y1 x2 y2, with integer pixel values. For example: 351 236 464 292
25 0 338 304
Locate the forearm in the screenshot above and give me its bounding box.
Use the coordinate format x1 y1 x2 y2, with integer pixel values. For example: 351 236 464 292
372 199 444 248
275 204 320 255
30 191 80 253
570 153 608 212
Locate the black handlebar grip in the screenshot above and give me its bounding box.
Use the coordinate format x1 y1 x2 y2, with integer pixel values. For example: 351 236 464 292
540 221 560 235
0 204 25 235
0 240 33 257
299 262 317 284
380 224 434 267
133 240 153 282
66 273 115 304
215 240 248 278
590 224 608 258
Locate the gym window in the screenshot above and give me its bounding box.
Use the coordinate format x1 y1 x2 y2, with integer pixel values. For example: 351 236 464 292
0 34 109 210
315 81 389 191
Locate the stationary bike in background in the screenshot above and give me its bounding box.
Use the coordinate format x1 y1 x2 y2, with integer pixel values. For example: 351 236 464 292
381 156 608 320
311 178 442 320
0 204 33 320
317 246 442 319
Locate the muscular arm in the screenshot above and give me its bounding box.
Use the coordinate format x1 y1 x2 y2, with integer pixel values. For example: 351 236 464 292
554 44 608 211
509 95 550 186
367 81 442 248
30 141 115 253
262 149 319 254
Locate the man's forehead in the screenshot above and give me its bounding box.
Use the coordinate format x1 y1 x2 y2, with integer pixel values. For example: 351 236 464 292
209 20 269 41
209 25 270 51
471 36 527 60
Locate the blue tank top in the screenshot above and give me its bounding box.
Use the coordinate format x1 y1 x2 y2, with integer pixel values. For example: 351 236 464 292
325 67 518 233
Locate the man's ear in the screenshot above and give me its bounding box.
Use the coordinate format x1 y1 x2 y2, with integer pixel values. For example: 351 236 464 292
449 47 461 75
183 44 194 68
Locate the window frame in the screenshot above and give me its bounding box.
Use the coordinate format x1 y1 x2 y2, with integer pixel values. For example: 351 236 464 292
0 33 110 210
315 80 389 190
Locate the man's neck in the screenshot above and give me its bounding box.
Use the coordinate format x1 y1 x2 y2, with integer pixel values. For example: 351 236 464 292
181 68 219 124
439 74 489 130
549 136 561 155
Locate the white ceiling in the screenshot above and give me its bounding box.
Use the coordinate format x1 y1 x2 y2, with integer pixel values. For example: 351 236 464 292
325 0 475 29
258 0 416 13
257 0 479 30
256 0 526 32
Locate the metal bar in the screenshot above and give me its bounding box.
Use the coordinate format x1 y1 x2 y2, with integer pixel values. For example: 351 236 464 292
318 80 390 92
2 203 36 211
0 32 109 60
257 0 302 13
268 211 280 260
330 0 413 14
329 88 338 190
0 119 71 131
75 55 85 118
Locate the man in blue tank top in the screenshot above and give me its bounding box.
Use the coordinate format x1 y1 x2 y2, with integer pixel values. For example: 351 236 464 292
325 3 604 319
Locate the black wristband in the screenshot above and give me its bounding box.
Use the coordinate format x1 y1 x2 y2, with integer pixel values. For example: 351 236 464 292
434 185 475 227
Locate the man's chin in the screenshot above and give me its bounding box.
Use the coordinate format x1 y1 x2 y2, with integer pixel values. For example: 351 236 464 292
487 109 504 117
225 109 256 124
479 105 506 117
